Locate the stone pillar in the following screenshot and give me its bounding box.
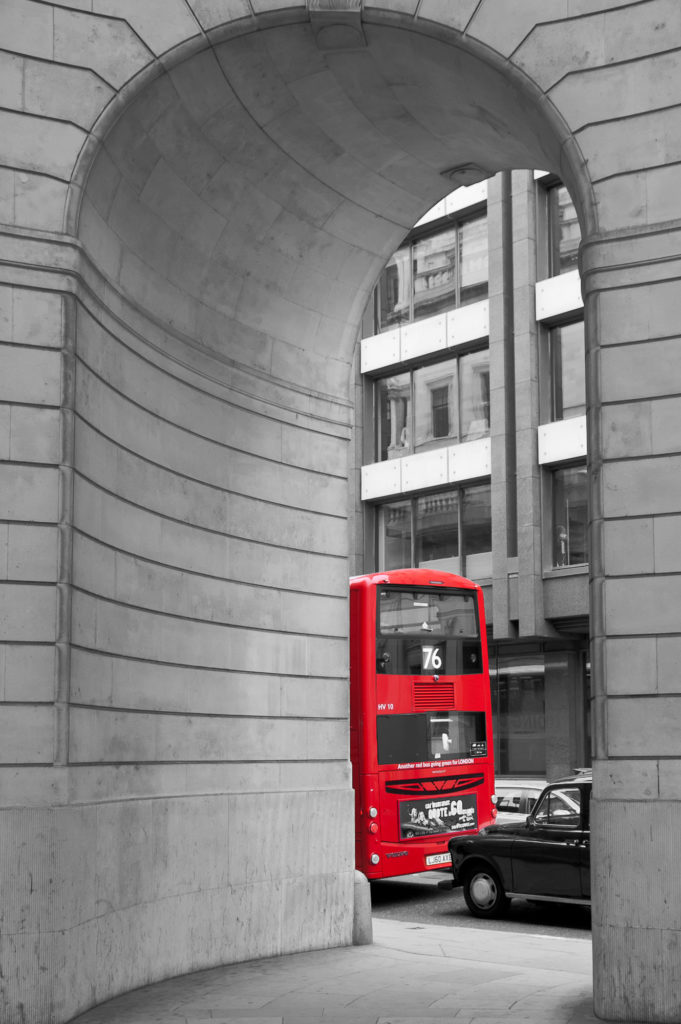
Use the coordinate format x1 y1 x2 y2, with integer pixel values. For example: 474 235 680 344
0 277 71 1018
488 171 516 639
584 228 681 1022
0 284 67 743
510 171 544 638
353 870 373 945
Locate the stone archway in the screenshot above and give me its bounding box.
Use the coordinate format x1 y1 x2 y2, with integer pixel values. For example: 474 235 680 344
1 3 680 1022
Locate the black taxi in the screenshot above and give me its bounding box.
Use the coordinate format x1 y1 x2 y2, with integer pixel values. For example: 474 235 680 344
448 771 591 917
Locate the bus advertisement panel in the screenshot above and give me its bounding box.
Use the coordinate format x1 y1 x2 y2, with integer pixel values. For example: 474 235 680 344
350 568 496 879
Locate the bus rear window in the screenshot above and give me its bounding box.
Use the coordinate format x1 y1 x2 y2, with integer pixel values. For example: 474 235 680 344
376 710 486 765
377 587 481 675
378 588 478 637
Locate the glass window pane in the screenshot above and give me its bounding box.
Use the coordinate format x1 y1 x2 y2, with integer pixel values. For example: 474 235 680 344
415 491 459 573
412 226 458 321
377 247 411 332
413 360 458 450
377 373 411 461
432 387 450 436
459 215 488 305
492 652 546 775
534 786 581 827
552 465 588 567
460 349 490 440
378 587 478 637
462 484 492 578
427 711 486 760
550 322 585 420
379 500 411 569
376 710 485 765
549 185 580 275
376 587 482 677
377 714 427 763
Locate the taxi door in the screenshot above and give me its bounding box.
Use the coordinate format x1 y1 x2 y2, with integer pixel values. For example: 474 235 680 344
510 784 589 899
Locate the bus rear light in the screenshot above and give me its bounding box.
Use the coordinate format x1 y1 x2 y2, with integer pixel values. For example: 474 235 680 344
370 854 380 865
368 806 378 818
369 822 379 834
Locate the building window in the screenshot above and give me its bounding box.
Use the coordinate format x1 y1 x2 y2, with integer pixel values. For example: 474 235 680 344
413 362 458 451
377 483 491 579
379 500 412 569
412 226 458 321
549 321 585 420
459 349 491 439
372 213 488 334
459 215 488 305
552 465 588 567
491 651 546 776
376 372 411 460
415 491 460 572
375 350 489 461
548 184 580 276
377 248 411 331
431 385 451 438
463 484 493 579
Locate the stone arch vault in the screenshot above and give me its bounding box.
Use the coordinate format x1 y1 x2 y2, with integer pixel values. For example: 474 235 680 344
2 2 681 1021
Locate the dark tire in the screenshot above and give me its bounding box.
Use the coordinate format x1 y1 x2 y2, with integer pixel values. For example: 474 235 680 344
462 865 509 918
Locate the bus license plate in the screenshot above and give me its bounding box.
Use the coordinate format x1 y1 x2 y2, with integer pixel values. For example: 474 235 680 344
426 853 451 866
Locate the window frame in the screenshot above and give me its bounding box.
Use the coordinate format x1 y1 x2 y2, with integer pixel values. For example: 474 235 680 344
370 209 489 335
532 785 583 829
430 381 452 439
544 460 589 572
536 176 580 280
539 318 586 426
375 481 492 579
373 345 490 462
547 183 580 277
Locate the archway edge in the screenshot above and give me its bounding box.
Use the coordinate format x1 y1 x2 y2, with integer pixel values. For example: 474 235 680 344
65 2 597 246
63 4 599 411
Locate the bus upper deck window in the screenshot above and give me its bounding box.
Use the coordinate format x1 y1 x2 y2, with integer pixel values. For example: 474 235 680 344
378 588 479 638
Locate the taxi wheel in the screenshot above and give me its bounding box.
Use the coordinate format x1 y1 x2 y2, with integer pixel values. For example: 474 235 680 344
462 866 509 918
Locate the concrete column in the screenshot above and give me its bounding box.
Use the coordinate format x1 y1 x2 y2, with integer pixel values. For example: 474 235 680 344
510 172 544 638
488 172 516 639
584 228 681 1022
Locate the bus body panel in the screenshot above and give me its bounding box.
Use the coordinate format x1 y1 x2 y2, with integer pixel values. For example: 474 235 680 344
350 568 495 880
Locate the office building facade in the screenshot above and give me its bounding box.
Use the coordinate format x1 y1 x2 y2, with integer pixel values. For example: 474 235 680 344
353 172 590 784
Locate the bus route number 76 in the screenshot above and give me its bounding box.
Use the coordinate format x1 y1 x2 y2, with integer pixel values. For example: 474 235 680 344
422 645 443 672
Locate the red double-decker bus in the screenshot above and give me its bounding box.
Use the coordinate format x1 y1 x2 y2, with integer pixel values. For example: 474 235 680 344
350 568 496 879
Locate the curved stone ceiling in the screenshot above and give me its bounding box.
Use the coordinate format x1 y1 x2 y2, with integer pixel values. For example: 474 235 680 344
78 19 567 398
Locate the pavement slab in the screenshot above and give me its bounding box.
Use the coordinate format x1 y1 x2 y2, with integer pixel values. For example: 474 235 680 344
66 917 612 1024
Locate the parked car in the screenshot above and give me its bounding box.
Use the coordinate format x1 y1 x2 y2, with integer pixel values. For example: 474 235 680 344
493 779 546 825
448 772 592 917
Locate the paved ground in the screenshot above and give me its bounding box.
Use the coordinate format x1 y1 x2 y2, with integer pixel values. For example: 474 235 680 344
68 916 610 1024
